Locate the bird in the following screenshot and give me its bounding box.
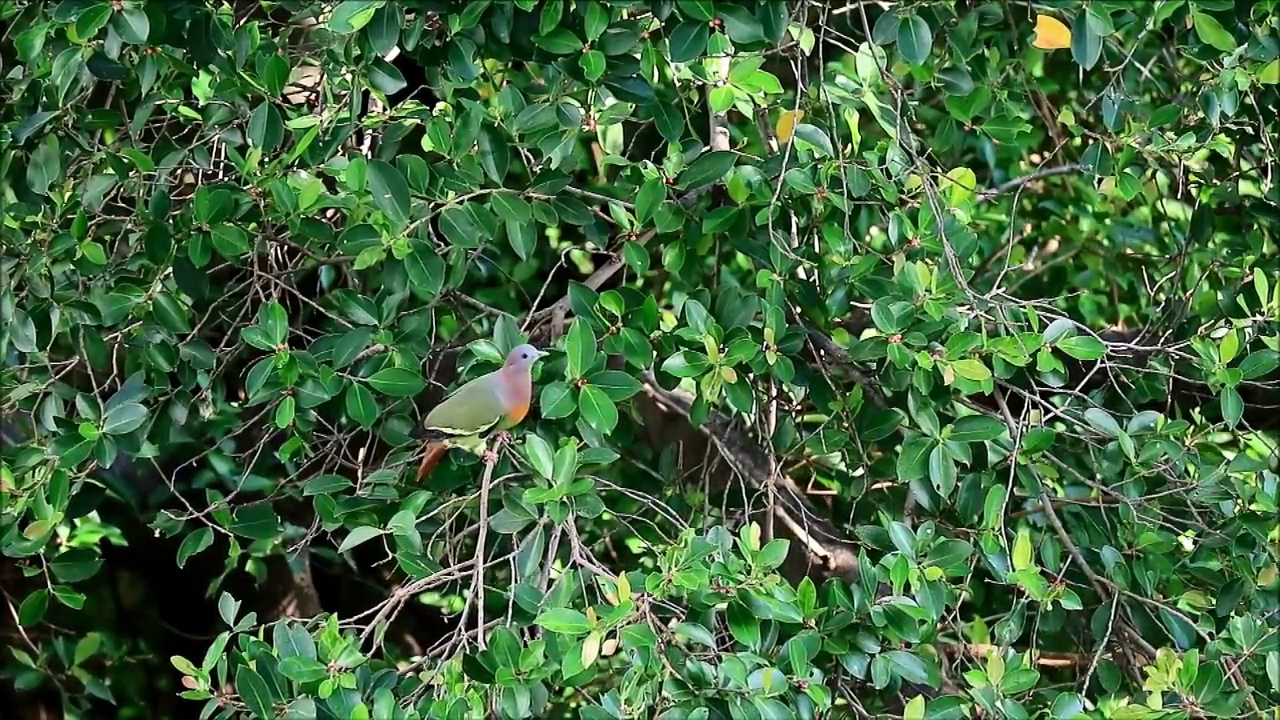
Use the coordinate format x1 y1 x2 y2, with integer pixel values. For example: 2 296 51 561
414 343 547 482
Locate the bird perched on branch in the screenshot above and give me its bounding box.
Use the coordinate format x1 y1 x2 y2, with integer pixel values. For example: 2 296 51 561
415 343 546 482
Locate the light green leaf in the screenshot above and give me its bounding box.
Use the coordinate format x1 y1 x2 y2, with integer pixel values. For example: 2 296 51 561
339 526 385 554
1056 335 1106 361
1192 11 1236 52
534 608 592 635
329 0 379 34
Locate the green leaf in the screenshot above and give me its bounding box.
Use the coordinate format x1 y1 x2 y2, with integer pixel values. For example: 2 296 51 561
211 224 251 259
565 319 598 379
747 667 788 696
1083 408 1121 437
365 367 425 397
652 102 684 144
579 49 606 82
112 8 150 44
668 21 709 63
152 293 192 335
534 608 592 635
678 0 715 21
490 191 532 223
539 381 576 420
928 445 957 498
329 0 378 33
339 526 385 554
951 359 991 382
635 177 667 224
897 436 932 483
235 666 275 719
1239 350 1280 380
367 58 407 94
1192 11 1236 52
661 351 708 378
727 600 761 648
793 124 835 158
275 392 294 425
259 301 289 346
278 656 329 684
718 5 764 44
897 15 933 66
523 435 554 479
578 385 618 435
345 383 378 428
506 220 537 260
27 133 61 196
18 590 49 627
438 206 484 248
584 2 609 40
534 28 584 54
10 309 37 352
366 5 400 54
757 539 789 570
1221 386 1243 428
586 370 643 401
367 160 411 231
50 549 103 583
229 505 280 540
101 402 149 435
177 527 215 569
478 127 510 184
950 415 1005 443
679 151 738 191
247 101 284 152
884 650 931 684
1056 335 1106 361
1071 12 1102 70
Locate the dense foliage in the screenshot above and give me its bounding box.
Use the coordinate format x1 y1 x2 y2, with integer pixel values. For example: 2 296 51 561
3 0 1279 718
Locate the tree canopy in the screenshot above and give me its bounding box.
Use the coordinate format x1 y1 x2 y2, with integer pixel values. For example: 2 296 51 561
2 1 1279 719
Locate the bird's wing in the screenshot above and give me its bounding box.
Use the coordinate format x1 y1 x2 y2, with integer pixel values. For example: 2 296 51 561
423 373 507 436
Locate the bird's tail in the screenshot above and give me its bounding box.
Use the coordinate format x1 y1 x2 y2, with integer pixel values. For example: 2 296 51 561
415 440 448 483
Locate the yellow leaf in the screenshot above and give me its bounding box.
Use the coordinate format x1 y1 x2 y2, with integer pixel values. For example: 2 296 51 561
616 572 631 604
775 109 804 144
581 630 602 668
1013 527 1034 572
904 695 926 720
1032 14 1072 50
1260 59 1280 85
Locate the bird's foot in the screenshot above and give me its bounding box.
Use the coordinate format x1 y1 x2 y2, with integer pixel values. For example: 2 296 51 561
483 449 500 466
492 431 512 447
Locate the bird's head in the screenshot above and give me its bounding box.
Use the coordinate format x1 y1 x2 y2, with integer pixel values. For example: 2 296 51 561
504 343 547 370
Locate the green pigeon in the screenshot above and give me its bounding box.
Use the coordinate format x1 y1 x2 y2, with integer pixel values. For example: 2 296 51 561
415 343 546 481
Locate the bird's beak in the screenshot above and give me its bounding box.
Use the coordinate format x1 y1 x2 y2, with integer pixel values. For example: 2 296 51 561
535 349 549 359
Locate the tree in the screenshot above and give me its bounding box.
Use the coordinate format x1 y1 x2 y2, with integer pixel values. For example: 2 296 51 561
2 0 1279 718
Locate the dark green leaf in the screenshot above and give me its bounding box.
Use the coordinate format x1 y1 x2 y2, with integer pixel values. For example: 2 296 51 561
235 666 275 719
366 367 425 397
367 160 411 231
897 15 933 66
668 22 709 63
678 151 737 190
